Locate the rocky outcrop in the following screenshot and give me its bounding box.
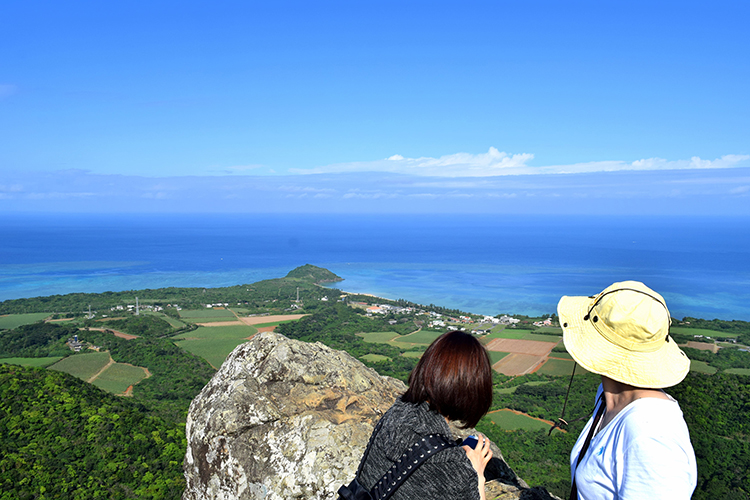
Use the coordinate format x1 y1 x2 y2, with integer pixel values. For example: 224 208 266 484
183 332 559 500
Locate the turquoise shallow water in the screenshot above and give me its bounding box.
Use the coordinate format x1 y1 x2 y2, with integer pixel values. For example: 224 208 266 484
1 214 749 320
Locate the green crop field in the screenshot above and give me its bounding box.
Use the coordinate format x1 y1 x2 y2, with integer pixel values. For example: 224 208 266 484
496 380 550 394
0 356 64 367
536 327 564 335
48 351 112 381
360 354 390 363
689 360 718 374
489 351 509 364
392 330 443 346
482 409 554 431
724 368 750 376
536 358 581 377
92 363 148 394
0 313 52 330
358 331 401 344
548 352 573 360
671 326 738 338
401 351 423 359
173 324 257 368
519 332 562 343
485 327 527 340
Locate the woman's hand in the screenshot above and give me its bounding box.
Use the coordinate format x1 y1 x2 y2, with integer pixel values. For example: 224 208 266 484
463 433 493 500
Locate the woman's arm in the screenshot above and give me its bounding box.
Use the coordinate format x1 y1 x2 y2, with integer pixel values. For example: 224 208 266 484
463 433 493 500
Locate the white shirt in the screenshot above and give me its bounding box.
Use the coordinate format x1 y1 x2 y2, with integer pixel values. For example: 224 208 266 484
570 385 697 500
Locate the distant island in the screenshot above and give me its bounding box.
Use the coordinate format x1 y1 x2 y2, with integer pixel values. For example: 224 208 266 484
1 265 749 499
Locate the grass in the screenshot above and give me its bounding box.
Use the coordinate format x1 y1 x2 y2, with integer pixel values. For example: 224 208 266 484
401 351 423 359
48 351 112 380
689 360 718 374
536 327 564 335
548 351 573 360
360 354 390 363
358 331 401 344
482 410 553 431
92 363 148 394
519 332 562 343
0 356 64 367
671 326 739 338
392 330 443 346
0 313 51 330
536 358 582 377
173 324 257 369
724 368 750 376
488 351 509 364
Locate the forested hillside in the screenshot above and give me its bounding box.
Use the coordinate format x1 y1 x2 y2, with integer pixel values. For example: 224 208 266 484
0 364 185 499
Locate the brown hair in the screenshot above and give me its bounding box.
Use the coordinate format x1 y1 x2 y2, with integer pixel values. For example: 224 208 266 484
402 330 493 428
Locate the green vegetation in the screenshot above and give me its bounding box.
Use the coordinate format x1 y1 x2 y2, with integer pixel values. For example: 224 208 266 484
0 364 185 499
483 410 553 431
488 351 509 364
392 330 443 345
361 354 390 363
49 351 112 381
178 308 236 320
173 324 257 369
2 267 749 500
0 356 63 367
536 358 578 377
88 314 176 337
0 322 79 358
357 331 401 344
285 264 342 283
690 360 719 374
93 363 148 394
0 313 51 330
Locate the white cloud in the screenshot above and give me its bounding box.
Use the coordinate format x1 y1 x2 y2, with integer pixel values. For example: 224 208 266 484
730 185 750 195
290 149 750 178
291 147 535 177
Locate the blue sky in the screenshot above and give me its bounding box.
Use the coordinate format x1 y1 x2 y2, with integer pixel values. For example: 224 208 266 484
1 1 748 214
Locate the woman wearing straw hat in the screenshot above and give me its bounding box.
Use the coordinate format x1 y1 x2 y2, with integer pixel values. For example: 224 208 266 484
558 281 697 500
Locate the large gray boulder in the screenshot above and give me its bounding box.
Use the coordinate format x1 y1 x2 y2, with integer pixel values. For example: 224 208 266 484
183 331 558 500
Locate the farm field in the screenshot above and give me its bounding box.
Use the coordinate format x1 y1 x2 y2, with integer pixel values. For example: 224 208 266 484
392 330 443 346
536 327 563 335
361 354 390 363
689 360 718 374
0 312 51 330
401 351 423 359
535 358 588 377
358 331 400 344
724 368 750 376
519 333 562 343
671 326 738 338
173 324 257 368
492 353 545 376
488 351 509 365
92 363 148 394
48 352 112 380
0 356 63 367
483 409 555 432
548 352 573 360
481 327 527 341
179 308 236 323
238 314 308 326
486 338 557 356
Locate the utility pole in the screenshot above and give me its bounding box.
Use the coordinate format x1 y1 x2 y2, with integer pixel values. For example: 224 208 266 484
136 297 139 316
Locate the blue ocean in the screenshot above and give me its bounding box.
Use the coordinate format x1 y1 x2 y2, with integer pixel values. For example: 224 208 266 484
1 214 749 321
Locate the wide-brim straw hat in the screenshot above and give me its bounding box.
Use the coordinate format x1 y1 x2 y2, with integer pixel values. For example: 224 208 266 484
558 280 690 388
